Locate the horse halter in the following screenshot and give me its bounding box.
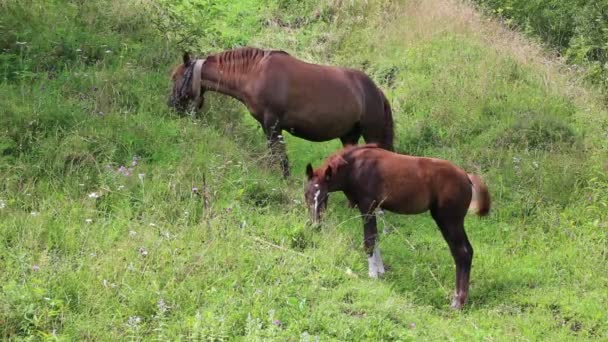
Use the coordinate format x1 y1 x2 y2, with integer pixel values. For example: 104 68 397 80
178 58 206 104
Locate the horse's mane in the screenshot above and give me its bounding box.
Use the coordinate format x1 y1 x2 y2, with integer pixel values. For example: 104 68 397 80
192 47 287 87
206 47 288 73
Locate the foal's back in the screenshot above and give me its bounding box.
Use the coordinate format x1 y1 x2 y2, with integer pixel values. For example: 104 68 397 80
349 148 472 215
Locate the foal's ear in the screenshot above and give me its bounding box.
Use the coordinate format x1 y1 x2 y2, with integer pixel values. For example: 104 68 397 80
305 163 314 180
182 52 191 66
324 166 333 181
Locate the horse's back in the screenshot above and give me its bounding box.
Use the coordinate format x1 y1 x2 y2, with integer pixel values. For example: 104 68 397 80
259 53 369 138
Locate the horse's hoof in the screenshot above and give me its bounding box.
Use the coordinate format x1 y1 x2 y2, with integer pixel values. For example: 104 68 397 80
450 297 464 310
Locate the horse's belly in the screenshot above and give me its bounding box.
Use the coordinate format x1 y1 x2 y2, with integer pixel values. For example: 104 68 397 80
381 200 429 215
380 190 431 215
281 113 356 141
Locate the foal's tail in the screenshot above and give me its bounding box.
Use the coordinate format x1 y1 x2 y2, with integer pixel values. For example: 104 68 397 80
467 174 491 216
381 93 394 151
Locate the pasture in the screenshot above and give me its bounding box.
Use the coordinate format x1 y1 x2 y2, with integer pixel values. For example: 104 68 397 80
1 0 607 340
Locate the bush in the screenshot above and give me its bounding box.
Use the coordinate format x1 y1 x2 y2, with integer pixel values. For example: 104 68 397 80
474 0 608 96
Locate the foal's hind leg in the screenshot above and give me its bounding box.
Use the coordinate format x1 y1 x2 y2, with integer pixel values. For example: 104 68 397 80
431 211 473 309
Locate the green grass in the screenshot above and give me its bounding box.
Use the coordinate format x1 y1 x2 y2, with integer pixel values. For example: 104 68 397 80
1 0 608 340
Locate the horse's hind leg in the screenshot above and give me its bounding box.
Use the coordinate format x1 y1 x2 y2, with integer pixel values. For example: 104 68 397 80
360 122 387 149
431 211 473 309
339 123 361 147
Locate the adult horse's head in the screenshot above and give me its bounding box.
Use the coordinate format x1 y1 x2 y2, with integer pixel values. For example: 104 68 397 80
168 52 206 113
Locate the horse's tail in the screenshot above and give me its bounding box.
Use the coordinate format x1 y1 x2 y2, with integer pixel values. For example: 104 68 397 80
381 93 394 151
467 174 491 216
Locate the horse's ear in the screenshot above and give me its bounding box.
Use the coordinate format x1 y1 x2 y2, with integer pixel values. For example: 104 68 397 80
305 163 314 180
183 52 191 66
325 166 333 181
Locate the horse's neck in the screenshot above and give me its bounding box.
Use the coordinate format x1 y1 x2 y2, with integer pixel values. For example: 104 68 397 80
201 59 259 103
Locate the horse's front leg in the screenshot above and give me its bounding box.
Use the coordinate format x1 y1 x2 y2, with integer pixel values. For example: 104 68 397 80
263 115 290 177
360 202 385 278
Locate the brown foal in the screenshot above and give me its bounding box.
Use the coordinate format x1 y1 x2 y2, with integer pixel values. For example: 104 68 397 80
304 144 491 309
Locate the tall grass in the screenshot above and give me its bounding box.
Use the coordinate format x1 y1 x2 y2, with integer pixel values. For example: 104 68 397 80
1 0 607 339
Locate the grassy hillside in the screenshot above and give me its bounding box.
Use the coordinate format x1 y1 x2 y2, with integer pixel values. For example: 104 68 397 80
1 0 607 340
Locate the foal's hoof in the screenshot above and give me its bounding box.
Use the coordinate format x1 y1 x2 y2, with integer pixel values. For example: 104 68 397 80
368 268 386 279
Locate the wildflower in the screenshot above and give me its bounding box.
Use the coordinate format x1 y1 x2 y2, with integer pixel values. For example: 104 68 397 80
0 199 5 209
132 155 140 166
32 265 40 272
85 218 93 224
126 316 142 328
76 48 82 52
117 185 125 191
273 319 281 327
409 322 416 329
117 166 132 176
31 211 39 216
129 230 137 237
157 298 169 314
138 247 148 256
138 173 145 181
88 192 100 199
16 41 27 45
149 223 156 227
105 50 112 54
192 187 199 193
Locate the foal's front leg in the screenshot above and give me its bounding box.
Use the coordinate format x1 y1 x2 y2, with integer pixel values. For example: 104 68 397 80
360 205 385 278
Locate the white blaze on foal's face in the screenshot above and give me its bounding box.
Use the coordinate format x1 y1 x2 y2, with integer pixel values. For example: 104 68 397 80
313 184 321 213
305 180 328 223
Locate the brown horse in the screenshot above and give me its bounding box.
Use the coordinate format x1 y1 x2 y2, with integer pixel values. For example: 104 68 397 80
168 47 394 177
304 144 491 309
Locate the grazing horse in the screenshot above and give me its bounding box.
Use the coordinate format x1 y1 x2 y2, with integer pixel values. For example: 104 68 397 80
168 47 394 177
304 144 491 309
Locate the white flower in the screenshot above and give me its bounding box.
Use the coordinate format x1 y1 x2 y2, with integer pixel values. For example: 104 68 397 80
127 316 141 327
0 200 5 209
31 211 39 216
88 192 100 199
85 218 93 224
138 173 145 181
